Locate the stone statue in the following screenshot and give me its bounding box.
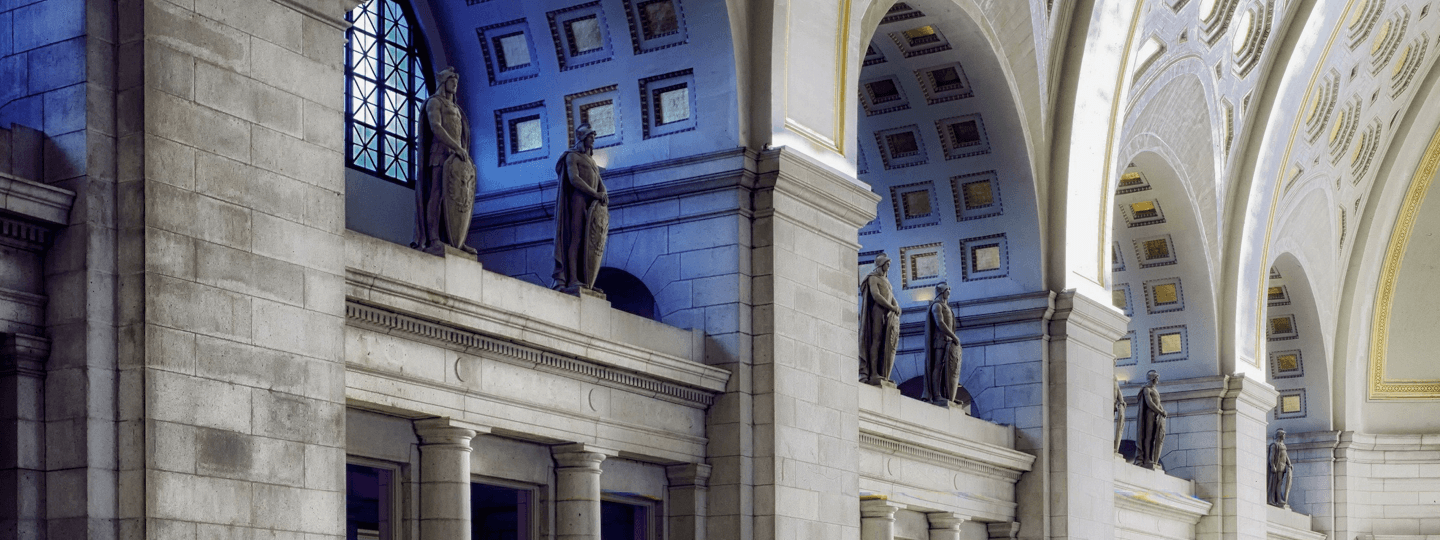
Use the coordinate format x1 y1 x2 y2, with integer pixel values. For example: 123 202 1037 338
1268 428 1294 508
922 283 962 405
1134 370 1167 470
1114 377 1126 454
552 123 608 294
412 67 477 256
858 253 900 386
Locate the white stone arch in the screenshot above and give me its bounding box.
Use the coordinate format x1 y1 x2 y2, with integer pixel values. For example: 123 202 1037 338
1332 68 1440 433
1264 251 1336 435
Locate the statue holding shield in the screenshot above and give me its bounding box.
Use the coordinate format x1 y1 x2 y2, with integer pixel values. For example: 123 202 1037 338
552 123 608 294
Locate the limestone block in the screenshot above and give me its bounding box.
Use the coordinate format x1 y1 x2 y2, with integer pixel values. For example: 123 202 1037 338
253 120 340 184
253 212 342 271
252 389 342 447
145 0 252 75
194 0 303 53
147 90 251 162
249 37 340 107
251 299 341 361
148 369 252 433
150 470 253 525
26 38 85 94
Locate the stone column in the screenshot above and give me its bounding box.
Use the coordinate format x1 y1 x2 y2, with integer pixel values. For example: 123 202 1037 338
666 463 711 540
415 418 480 540
925 512 966 540
0 334 48 540
1039 291 1129 539
859 498 901 540
552 443 608 540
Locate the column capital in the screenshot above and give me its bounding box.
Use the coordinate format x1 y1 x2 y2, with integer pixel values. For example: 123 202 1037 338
413 417 483 448
1049 289 1129 343
0 332 48 378
1222 373 1279 420
859 497 903 520
666 463 712 487
551 443 611 469
925 512 967 531
986 521 1020 539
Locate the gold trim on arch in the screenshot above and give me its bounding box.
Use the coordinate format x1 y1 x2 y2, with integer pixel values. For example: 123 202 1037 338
1097 0 1151 286
1368 124 1440 400
1254 0 1360 368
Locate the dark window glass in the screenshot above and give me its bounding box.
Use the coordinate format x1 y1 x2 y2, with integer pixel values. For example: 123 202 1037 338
473 482 533 540
951 121 980 146
347 464 394 540
345 0 430 185
868 79 900 103
601 500 649 540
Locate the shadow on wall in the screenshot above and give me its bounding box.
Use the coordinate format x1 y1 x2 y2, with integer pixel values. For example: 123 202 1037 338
594 267 658 321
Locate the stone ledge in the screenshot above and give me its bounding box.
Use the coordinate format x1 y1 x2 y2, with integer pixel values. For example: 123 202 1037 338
347 301 719 408
1113 455 1212 523
0 171 75 226
345 230 729 394
858 382 1034 477
1267 505 1325 540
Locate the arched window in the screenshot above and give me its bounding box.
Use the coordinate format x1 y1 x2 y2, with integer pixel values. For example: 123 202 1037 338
346 0 430 185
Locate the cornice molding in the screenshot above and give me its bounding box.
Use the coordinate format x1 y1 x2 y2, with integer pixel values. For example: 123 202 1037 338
346 300 721 408
858 431 1027 484
0 172 74 226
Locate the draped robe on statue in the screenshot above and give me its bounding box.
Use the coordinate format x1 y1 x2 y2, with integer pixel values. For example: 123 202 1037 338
552 149 606 289
922 298 961 403
1135 384 1166 468
858 273 899 383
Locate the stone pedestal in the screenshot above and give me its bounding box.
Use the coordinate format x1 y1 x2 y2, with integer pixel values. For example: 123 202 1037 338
415 418 480 540
925 512 966 540
553 444 608 540
859 498 902 540
666 463 712 540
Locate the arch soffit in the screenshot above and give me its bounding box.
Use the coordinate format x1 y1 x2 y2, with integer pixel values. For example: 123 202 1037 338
1268 184 1340 338
1266 251 1336 431
1119 146 1223 327
848 0 1044 178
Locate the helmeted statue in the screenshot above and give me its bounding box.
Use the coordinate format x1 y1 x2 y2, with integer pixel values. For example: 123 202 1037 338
922 283 962 405
552 123 609 293
1268 428 1294 508
1114 376 1127 454
858 253 900 386
1134 370 1167 470
412 67 477 256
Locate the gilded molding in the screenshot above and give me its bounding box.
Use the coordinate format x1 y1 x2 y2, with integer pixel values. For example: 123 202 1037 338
1368 122 1440 400
1097 0 1152 285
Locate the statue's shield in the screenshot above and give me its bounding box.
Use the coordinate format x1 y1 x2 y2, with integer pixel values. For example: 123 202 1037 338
583 200 609 288
444 156 477 246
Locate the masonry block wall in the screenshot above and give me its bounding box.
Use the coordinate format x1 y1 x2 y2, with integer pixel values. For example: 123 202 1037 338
114 0 354 537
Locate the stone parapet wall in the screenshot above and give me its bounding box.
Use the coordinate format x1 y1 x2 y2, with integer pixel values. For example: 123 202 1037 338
857 382 1033 523
1114 455 1212 540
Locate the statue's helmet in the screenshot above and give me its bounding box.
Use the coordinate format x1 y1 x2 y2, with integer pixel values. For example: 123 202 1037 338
873 253 891 268
437 67 459 87
935 283 950 297
575 122 596 143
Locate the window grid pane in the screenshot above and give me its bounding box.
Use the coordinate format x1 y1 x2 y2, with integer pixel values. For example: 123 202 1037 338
347 0 428 185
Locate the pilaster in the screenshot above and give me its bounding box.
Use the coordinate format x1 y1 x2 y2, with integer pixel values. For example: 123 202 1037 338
1041 290 1128 539
667 463 712 540
745 147 879 540
0 334 48 540
1207 374 1278 540
552 443 610 540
